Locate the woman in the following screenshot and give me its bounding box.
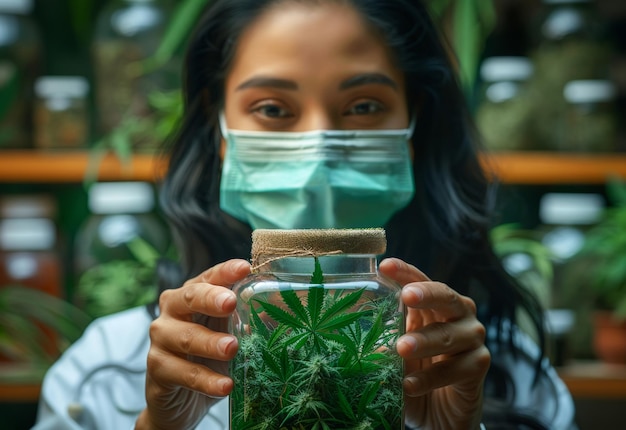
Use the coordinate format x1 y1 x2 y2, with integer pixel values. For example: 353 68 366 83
34 0 576 429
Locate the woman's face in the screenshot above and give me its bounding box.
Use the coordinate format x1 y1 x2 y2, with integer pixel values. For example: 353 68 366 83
222 1 409 133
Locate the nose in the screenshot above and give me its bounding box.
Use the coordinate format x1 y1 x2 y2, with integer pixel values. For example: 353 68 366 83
299 107 338 131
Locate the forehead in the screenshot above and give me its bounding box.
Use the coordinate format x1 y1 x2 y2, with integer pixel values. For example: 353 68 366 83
226 2 401 84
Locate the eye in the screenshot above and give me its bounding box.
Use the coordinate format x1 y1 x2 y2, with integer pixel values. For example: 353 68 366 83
251 102 293 119
344 100 386 116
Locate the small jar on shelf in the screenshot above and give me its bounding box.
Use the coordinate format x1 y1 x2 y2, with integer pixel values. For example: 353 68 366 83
34 76 90 150
0 194 62 361
92 0 176 151
74 181 170 317
0 0 41 149
475 56 535 151
558 79 618 153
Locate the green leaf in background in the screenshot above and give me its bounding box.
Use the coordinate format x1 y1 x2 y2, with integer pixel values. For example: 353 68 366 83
127 236 162 267
427 0 496 97
0 63 19 120
145 0 210 72
0 286 92 365
606 176 626 207
68 0 95 42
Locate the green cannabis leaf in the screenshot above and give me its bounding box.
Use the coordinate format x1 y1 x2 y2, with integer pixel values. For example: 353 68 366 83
231 275 403 429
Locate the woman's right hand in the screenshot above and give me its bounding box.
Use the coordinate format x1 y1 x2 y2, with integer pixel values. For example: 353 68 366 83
135 259 251 430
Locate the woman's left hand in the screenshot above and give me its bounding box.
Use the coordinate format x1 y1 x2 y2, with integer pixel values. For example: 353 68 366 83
379 258 491 430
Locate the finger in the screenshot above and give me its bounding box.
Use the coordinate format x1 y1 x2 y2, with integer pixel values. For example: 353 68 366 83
403 345 491 397
401 282 477 318
379 258 430 286
149 317 238 361
397 317 486 359
159 260 250 319
147 348 234 398
194 259 251 287
159 283 238 320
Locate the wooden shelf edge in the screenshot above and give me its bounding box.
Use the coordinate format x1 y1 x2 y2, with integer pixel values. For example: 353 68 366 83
558 360 626 399
1 150 626 184
0 150 167 183
481 151 626 185
0 383 41 403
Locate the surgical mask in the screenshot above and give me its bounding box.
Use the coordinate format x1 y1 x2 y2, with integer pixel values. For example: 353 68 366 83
219 113 415 230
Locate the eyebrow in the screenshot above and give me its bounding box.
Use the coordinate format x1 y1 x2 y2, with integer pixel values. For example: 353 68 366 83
339 73 398 91
236 76 298 91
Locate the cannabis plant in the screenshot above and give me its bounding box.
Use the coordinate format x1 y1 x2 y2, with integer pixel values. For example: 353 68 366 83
231 259 404 430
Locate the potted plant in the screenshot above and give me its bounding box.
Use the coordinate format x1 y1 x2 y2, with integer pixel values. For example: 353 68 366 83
0 286 92 383
564 177 626 364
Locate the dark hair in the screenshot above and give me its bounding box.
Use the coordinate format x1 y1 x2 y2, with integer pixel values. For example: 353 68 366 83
157 0 544 375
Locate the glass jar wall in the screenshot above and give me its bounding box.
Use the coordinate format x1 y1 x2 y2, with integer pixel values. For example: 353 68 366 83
230 228 405 429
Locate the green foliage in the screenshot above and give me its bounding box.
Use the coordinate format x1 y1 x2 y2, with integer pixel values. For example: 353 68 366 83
491 223 554 308
569 178 626 319
426 0 496 99
231 279 403 429
75 236 165 318
0 286 91 379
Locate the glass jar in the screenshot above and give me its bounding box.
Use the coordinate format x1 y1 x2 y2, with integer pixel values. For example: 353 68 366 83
539 192 605 363
75 181 169 271
0 194 60 298
476 56 535 151
528 0 614 151
92 0 175 147
559 79 618 152
34 76 90 150
74 181 170 316
0 0 41 149
0 194 61 361
230 228 404 429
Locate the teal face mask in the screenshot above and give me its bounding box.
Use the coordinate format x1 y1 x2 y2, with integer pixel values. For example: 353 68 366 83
219 113 415 230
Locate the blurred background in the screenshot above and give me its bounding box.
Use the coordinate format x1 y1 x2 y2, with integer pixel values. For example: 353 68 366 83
0 0 625 428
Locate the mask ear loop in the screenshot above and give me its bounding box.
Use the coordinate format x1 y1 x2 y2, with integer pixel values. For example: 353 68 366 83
407 114 417 137
218 111 230 139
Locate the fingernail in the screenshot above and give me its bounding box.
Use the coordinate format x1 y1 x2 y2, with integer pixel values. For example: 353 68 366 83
403 376 419 396
399 336 418 353
217 292 236 309
218 336 236 354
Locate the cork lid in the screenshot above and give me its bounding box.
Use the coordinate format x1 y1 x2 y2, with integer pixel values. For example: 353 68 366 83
251 228 386 263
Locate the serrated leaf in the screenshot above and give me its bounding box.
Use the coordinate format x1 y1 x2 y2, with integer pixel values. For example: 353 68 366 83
307 286 324 327
280 289 310 325
317 289 364 327
318 311 366 332
257 301 306 330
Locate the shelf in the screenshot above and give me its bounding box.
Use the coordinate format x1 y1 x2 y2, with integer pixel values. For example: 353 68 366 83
558 360 626 399
0 150 167 183
0 363 44 403
1 150 626 184
482 151 626 185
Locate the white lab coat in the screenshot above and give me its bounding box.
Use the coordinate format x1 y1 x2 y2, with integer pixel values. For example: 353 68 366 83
32 306 228 430
32 306 577 429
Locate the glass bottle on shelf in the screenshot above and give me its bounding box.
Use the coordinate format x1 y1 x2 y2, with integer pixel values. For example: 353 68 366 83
539 192 605 363
75 181 169 272
230 228 404 429
475 56 535 151
528 0 615 151
558 79 618 153
91 0 175 150
0 194 61 297
34 76 90 150
0 0 41 149
0 194 61 361
73 181 170 316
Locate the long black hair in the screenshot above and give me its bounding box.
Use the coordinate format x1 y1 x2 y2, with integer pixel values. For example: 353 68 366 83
157 0 545 372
